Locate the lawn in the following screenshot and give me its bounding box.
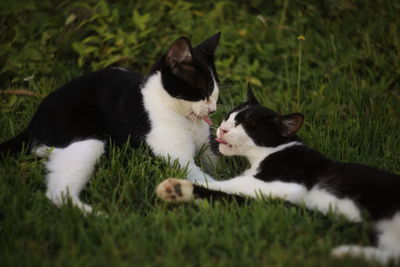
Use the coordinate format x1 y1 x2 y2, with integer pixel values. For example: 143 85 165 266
1 0 400 266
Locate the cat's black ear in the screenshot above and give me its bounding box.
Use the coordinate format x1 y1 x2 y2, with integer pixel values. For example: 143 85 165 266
247 83 259 105
195 32 221 56
166 37 193 67
275 113 304 137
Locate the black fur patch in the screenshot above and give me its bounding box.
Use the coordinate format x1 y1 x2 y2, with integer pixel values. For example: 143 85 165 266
235 105 301 147
150 33 220 102
192 184 246 203
174 183 183 197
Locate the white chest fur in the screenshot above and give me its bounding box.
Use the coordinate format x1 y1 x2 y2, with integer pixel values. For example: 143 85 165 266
141 72 214 182
142 72 210 153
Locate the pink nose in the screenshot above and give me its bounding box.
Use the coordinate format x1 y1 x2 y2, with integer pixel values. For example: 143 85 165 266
219 127 228 136
209 108 216 114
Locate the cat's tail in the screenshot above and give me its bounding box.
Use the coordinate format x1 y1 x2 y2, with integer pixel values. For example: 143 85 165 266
0 130 31 158
156 178 246 203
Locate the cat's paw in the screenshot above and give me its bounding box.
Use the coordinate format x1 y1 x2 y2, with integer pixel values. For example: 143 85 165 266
331 245 357 259
156 178 194 203
331 245 392 262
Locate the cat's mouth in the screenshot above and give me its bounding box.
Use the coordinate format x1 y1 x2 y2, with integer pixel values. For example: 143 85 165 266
188 112 213 126
215 138 233 148
202 116 213 126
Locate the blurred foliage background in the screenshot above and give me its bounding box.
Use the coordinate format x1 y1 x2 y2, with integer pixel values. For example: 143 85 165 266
2 0 399 88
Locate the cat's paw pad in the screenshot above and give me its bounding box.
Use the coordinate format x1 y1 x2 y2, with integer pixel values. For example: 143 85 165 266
156 178 194 203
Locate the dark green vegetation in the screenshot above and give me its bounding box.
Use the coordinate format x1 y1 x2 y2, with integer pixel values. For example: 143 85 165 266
1 0 400 266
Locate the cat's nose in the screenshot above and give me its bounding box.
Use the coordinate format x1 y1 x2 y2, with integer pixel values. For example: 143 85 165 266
208 108 216 114
219 127 228 136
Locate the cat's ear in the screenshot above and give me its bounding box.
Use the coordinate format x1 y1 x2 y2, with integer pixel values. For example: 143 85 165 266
195 32 221 56
275 113 304 137
166 37 193 67
247 83 259 105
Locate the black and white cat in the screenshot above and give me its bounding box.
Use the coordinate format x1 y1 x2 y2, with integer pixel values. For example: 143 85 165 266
0 33 221 213
157 86 400 264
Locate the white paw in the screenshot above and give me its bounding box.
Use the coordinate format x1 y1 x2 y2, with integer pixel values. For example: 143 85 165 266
74 202 107 217
156 178 194 203
74 200 93 214
331 245 395 264
331 245 356 258
46 192 97 215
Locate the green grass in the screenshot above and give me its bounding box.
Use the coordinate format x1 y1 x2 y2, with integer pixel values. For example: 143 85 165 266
1 0 400 266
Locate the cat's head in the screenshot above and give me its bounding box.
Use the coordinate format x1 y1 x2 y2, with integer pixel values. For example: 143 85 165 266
216 85 304 157
153 33 221 125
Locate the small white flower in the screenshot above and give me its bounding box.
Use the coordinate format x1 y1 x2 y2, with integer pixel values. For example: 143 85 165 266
23 75 34 82
257 15 266 24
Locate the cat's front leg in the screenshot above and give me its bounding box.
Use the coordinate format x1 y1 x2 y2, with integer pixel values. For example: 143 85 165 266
43 139 105 214
186 163 216 183
157 176 307 204
146 130 215 183
197 176 306 203
193 123 218 176
198 144 218 172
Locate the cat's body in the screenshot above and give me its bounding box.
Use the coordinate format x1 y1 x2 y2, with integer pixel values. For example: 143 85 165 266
20 68 147 148
157 87 400 264
0 33 221 213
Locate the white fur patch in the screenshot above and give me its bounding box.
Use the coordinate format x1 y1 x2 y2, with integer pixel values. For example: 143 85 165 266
197 176 307 203
332 213 400 263
142 72 217 182
304 186 361 222
332 245 397 264
45 139 105 213
377 213 400 254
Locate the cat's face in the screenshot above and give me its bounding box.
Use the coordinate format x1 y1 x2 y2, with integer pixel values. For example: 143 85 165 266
159 33 221 124
216 87 304 157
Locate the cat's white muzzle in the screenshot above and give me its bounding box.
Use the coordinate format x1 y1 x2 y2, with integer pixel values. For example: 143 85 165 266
215 127 236 155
